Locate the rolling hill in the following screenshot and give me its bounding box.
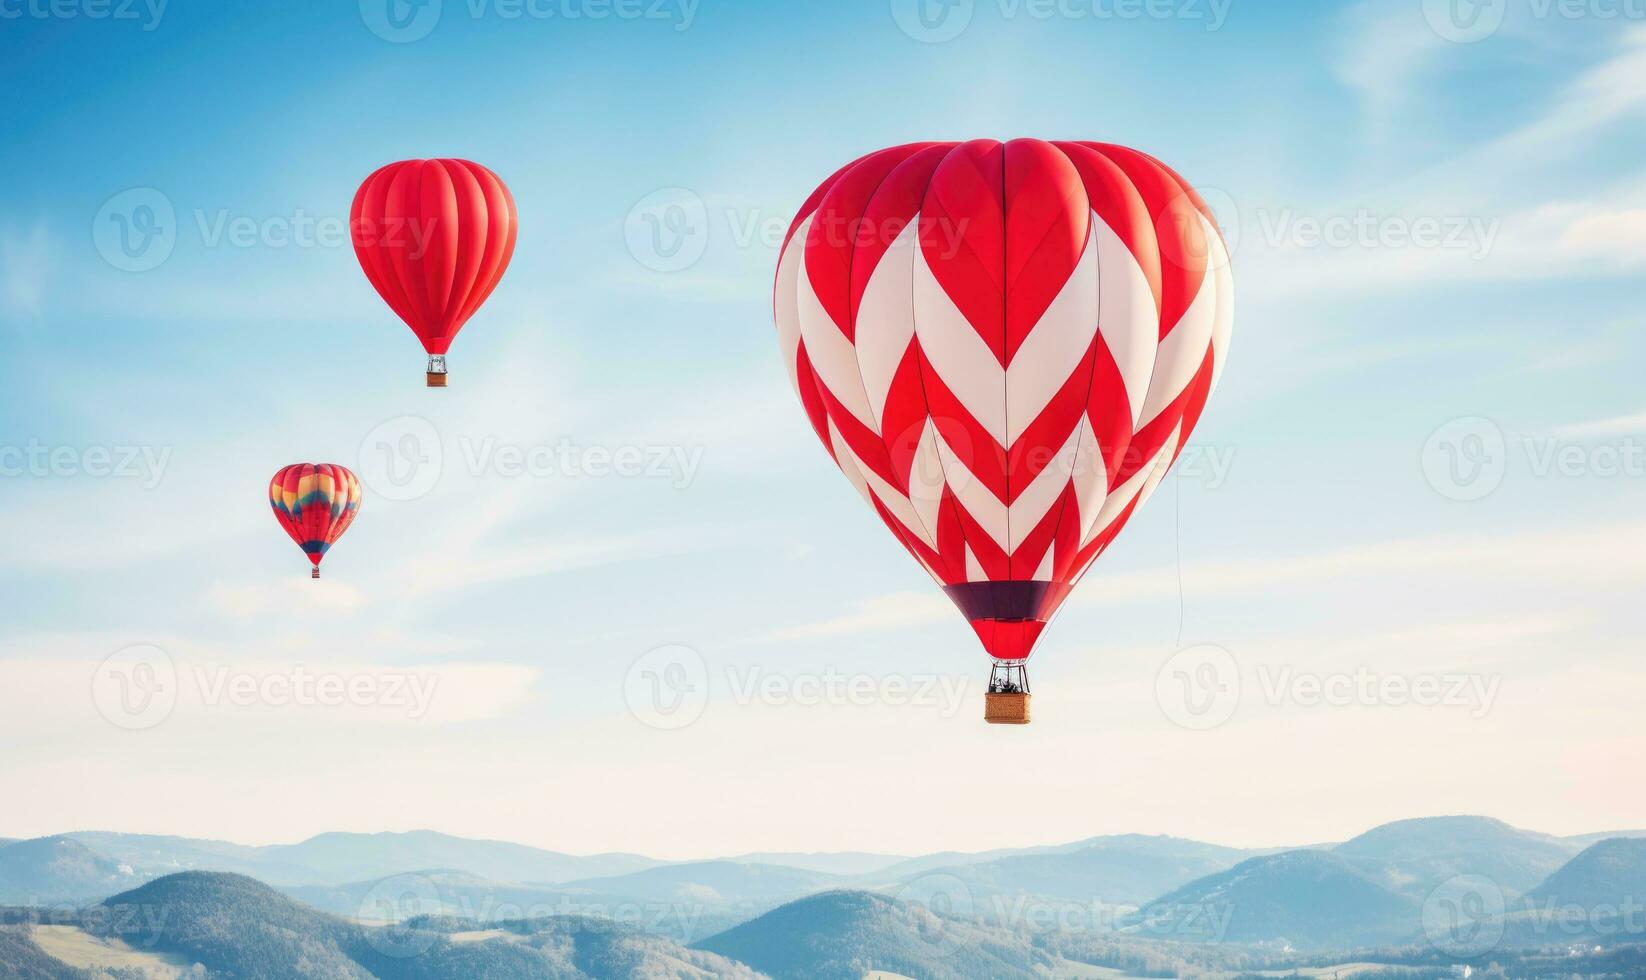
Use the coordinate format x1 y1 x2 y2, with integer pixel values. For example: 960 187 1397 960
1526 837 1646 910
870 833 1247 882
69 871 762 979
52 830 663 890
1334 816 1576 897
0 925 92 980
1137 849 1419 949
726 852 909 876
0 838 139 906
259 830 661 885
695 890 1049 979
555 861 839 906
1564 829 1646 847
882 834 1248 910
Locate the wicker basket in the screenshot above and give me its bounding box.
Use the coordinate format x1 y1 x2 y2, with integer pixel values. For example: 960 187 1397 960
427 372 449 388
984 692 1031 725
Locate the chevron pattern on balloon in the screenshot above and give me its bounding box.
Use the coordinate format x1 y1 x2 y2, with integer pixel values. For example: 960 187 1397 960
774 139 1233 663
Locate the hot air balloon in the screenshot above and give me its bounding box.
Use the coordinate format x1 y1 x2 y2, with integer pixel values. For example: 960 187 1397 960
269 464 362 579
351 159 518 387
773 140 1233 724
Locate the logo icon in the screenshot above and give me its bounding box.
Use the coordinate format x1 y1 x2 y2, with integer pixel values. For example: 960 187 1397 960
1422 874 1506 956
93 189 177 273
624 188 710 273
893 873 975 958
1422 416 1507 502
890 0 975 43
1422 0 1507 43
92 644 178 730
624 644 709 730
358 873 443 957
358 416 444 502
1156 644 1240 730
360 0 443 42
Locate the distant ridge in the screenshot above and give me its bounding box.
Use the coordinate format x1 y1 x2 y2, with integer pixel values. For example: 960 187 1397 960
1139 849 1418 949
696 890 1049 979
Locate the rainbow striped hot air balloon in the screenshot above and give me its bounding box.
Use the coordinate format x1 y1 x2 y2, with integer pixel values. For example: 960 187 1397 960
269 464 361 579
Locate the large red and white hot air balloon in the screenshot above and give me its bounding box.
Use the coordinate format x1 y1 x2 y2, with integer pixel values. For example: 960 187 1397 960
773 140 1233 724
351 159 518 387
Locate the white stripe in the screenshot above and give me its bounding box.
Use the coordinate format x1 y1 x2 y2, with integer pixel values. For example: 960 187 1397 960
936 429 1007 550
797 254 876 429
826 417 876 511
1205 215 1235 394
1066 415 1110 546
834 421 939 551
1136 260 1218 427
906 417 947 543
1006 423 1083 552
912 239 1008 446
1093 210 1160 428
1033 545 1055 581
1081 452 1152 548
1005 222 1098 446
772 217 812 398
1125 422 1184 528
852 220 920 429
965 545 986 583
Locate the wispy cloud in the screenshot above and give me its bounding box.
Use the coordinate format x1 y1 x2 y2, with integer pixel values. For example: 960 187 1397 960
1084 520 1646 604
1333 1 1446 142
1549 410 1646 438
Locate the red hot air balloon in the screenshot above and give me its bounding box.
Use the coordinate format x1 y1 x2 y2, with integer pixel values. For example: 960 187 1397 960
269 464 362 579
773 140 1233 724
351 159 518 387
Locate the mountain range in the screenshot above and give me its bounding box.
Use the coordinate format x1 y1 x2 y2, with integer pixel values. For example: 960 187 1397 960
4 816 1646 977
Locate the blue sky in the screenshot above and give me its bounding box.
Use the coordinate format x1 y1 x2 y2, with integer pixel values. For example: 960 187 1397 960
3 0 1645 857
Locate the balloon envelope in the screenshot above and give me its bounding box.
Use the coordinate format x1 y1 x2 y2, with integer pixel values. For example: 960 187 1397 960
269 463 361 577
351 158 518 371
773 139 1233 662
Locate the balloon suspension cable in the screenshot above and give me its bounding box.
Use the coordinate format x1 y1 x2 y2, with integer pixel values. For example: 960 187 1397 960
988 660 1030 694
426 355 448 388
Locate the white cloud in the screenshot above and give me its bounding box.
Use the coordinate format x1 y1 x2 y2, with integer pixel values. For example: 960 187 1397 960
1333 1 1446 141
1549 409 1646 438
1558 206 1646 254
1083 520 1646 605
1251 26 1646 296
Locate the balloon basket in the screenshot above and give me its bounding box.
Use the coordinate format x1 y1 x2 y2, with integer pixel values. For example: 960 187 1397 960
426 372 448 388
985 661 1031 725
984 692 1031 725
311 568 321 580
426 355 448 388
